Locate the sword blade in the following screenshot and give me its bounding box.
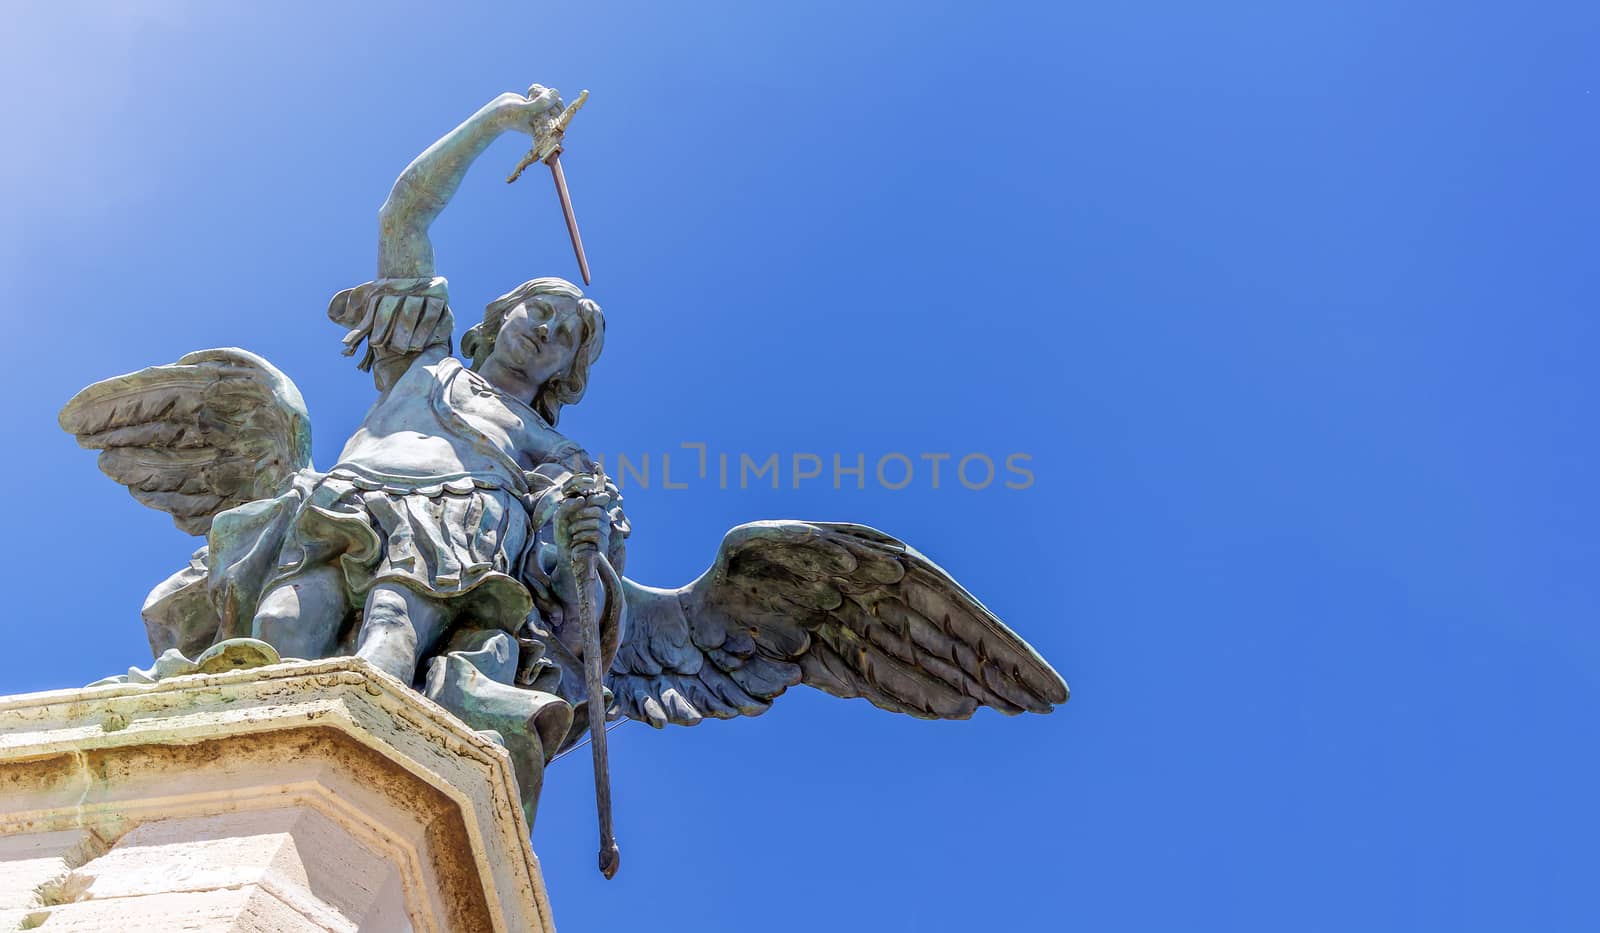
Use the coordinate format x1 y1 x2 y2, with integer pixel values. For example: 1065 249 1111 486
547 153 592 286
576 544 619 879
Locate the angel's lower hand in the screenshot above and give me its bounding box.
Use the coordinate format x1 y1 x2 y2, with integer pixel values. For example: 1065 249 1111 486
555 496 608 554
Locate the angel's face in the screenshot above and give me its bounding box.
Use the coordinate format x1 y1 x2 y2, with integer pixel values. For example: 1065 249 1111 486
488 296 582 392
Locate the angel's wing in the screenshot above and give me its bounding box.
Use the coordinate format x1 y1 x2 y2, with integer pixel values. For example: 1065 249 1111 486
59 348 313 535
611 521 1068 727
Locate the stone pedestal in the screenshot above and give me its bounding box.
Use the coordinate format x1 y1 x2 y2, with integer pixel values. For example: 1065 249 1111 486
0 659 556 932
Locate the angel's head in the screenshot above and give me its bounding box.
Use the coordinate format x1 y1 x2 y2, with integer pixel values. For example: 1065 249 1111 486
464 277 605 426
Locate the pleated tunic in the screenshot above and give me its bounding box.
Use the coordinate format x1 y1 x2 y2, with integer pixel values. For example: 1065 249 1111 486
268 346 582 627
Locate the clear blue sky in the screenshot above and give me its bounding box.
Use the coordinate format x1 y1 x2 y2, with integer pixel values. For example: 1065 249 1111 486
2 2 1596 930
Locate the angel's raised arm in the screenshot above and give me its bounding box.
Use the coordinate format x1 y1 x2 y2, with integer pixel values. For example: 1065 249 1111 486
378 88 565 278
330 88 568 385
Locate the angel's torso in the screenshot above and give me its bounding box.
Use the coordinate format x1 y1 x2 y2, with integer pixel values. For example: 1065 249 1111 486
334 347 577 491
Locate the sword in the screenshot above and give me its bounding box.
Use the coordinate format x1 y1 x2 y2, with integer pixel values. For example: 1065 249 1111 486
508 88 592 286
563 468 621 879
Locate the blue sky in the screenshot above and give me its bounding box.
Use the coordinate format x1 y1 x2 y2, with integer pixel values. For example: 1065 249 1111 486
2 2 1597 930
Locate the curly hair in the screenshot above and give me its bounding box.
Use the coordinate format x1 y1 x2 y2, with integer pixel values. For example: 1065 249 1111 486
461 277 605 427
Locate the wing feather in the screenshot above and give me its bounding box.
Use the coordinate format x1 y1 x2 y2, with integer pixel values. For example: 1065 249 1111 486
611 520 1068 728
61 348 313 535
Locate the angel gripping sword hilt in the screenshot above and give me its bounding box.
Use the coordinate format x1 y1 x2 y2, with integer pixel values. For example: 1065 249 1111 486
563 467 621 879
508 87 593 286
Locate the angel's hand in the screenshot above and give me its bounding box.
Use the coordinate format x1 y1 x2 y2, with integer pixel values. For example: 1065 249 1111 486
490 86 565 137
554 494 609 556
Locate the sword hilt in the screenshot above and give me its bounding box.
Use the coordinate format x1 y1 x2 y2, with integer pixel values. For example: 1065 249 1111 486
508 88 589 184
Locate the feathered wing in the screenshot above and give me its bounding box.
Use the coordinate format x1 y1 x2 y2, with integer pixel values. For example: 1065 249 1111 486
611 521 1068 727
59 348 313 534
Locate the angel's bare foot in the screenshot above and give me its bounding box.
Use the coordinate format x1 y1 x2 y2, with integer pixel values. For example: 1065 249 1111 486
252 566 346 660
355 583 449 684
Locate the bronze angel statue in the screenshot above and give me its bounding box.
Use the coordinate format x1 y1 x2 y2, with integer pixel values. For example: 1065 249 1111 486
59 86 1068 877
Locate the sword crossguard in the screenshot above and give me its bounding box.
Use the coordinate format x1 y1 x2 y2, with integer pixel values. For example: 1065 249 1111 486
507 88 589 184
560 466 608 499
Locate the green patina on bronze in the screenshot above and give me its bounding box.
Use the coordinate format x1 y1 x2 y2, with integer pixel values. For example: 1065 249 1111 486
59 85 1069 876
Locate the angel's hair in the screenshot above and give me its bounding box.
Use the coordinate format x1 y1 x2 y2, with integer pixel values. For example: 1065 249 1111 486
461 277 604 426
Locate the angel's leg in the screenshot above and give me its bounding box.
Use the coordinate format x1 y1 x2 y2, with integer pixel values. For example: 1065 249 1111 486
252 566 347 660
355 582 450 684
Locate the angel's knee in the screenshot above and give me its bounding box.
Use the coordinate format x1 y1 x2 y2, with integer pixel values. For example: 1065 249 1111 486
356 584 446 683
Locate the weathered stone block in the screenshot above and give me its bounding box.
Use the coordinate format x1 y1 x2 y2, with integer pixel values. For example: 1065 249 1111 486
0 658 556 932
